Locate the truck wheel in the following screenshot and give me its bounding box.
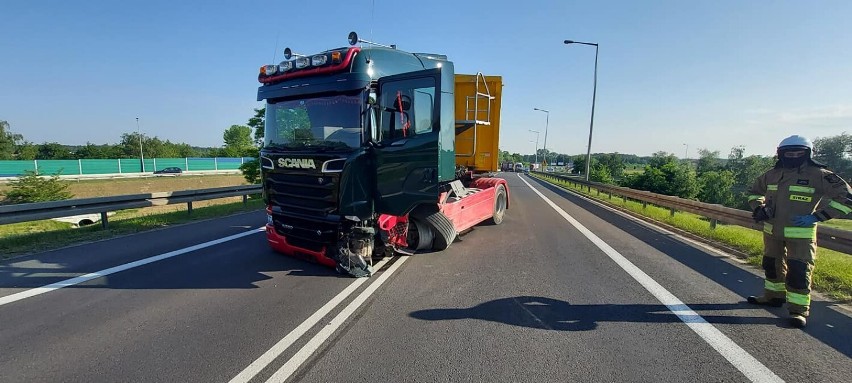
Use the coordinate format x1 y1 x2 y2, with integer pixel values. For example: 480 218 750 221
409 218 435 251
489 184 507 225
424 211 456 251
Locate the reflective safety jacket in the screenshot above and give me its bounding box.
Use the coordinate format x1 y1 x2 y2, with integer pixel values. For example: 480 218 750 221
748 162 852 240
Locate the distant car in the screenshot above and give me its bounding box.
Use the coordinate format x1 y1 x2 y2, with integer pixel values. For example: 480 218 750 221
154 167 183 176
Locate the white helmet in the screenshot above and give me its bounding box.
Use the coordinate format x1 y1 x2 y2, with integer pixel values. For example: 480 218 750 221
777 135 813 150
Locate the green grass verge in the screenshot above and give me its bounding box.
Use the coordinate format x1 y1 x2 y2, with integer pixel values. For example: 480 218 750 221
0 198 265 259
530 173 852 302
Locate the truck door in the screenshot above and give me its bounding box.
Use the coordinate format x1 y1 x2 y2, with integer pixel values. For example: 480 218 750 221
374 68 442 216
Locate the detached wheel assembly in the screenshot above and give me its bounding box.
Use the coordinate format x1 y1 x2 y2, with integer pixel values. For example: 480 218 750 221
423 210 457 251
408 218 435 251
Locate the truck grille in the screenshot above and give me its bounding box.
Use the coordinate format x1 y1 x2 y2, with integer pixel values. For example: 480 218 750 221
271 214 339 251
265 173 338 217
266 171 341 250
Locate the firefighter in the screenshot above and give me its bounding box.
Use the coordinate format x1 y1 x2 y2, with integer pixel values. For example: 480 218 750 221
746 135 852 328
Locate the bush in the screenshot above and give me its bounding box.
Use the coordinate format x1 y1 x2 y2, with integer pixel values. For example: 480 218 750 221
697 170 735 206
590 163 614 184
2 171 73 204
239 159 260 184
622 153 698 199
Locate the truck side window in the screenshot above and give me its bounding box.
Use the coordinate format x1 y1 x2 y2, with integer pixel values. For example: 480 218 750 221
380 77 436 141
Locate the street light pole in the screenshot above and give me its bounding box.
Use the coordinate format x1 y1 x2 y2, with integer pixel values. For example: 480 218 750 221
564 39 598 181
533 108 549 165
136 117 144 172
529 129 540 165
683 143 689 161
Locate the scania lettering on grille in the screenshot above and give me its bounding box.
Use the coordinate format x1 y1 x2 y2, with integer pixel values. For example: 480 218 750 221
277 158 316 169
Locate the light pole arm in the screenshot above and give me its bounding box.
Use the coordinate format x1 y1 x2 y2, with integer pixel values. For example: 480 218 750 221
564 40 598 47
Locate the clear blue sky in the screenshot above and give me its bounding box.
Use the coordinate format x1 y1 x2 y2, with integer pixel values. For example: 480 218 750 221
2 0 850 157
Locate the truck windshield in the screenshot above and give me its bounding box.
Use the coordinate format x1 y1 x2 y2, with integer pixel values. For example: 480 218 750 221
264 94 362 151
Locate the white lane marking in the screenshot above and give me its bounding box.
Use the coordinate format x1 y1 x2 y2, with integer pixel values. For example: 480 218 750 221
518 174 784 383
228 257 393 383
0 227 265 307
265 256 409 383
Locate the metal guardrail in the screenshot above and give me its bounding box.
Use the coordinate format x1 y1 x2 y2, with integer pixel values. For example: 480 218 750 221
531 171 852 255
0 185 263 228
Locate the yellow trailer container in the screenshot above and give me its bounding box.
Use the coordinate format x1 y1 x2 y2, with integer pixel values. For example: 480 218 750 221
454 74 503 173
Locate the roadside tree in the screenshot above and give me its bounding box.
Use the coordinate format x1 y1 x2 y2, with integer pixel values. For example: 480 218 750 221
813 133 852 180
597 153 625 179
624 152 698 199
248 107 265 147
37 142 72 160
0 120 23 160
696 148 722 176
697 170 735 206
15 142 39 160
223 125 254 157
589 163 614 184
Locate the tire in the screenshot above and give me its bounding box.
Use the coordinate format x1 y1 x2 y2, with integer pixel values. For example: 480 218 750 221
489 184 507 225
423 210 457 251
408 217 435 251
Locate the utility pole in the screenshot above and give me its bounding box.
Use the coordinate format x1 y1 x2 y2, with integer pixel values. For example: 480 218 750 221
529 130 540 166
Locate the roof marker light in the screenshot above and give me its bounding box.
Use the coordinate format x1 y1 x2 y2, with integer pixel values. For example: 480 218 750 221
263 65 278 76
331 51 342 63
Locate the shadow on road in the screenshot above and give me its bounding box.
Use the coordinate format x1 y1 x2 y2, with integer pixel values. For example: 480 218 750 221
0 248 345 291
410 296 779 332
525 176 852 357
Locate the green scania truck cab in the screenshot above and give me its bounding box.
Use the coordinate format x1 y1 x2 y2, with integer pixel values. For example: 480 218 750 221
257 32 508 277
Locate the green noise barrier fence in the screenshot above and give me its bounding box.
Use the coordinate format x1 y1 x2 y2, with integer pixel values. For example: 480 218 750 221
0 157 255 177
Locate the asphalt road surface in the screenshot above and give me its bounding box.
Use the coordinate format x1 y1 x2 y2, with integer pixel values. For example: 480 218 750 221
1 173 850 382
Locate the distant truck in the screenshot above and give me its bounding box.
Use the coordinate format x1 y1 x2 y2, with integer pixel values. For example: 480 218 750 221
514 163 524 172
256 32 510 277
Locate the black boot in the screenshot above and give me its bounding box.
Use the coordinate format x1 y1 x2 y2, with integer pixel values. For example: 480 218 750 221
747 295 785 307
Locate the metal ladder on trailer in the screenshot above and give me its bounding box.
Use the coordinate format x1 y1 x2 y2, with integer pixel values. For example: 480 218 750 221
455 72 495 158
